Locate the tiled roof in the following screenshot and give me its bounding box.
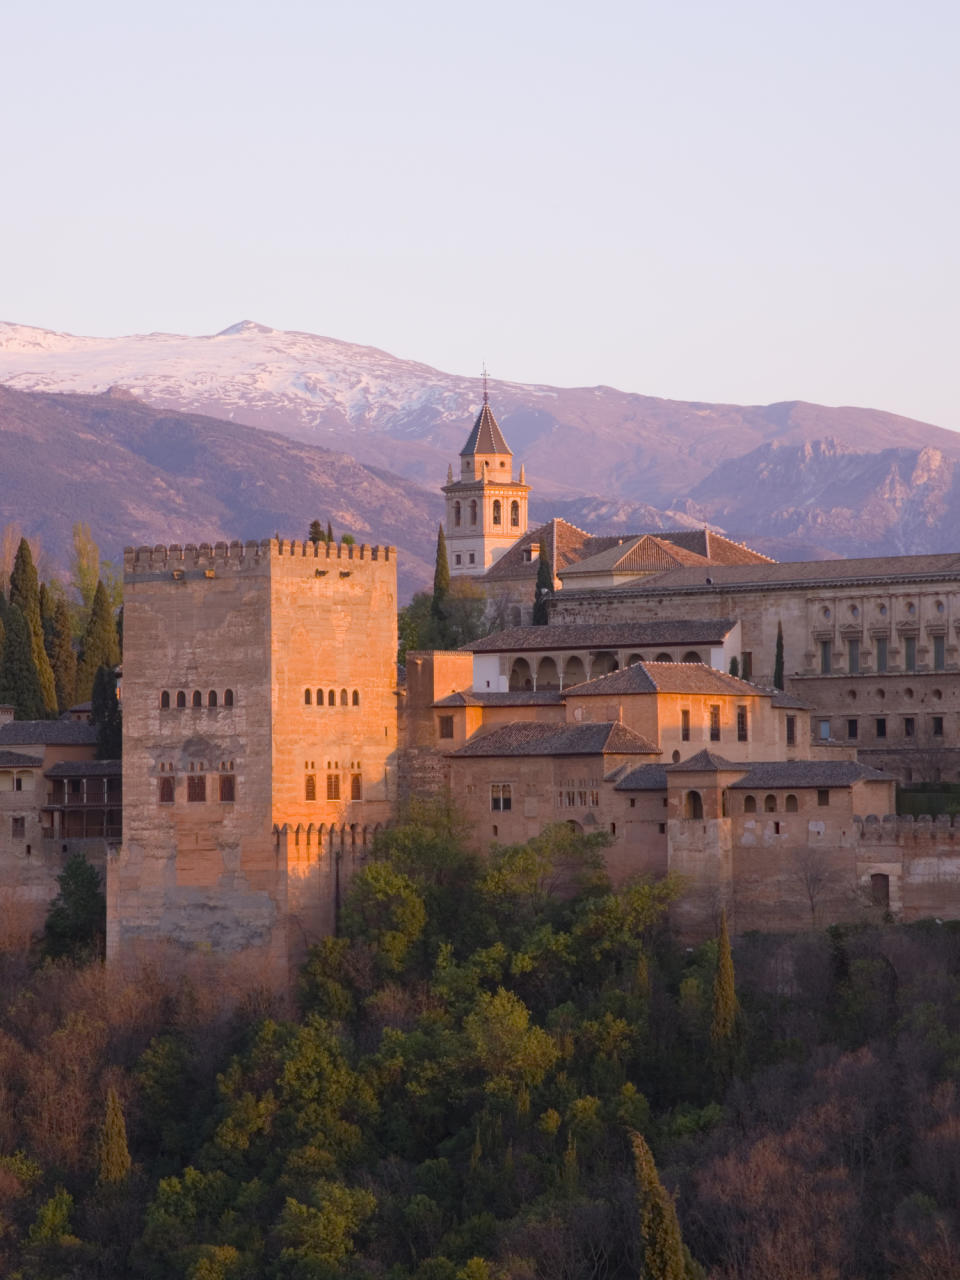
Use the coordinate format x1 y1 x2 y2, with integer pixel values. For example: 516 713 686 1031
730 761 895 788
481 519 615 584
460 403 511 456
450 721 660 758
665 749 743 772
433 690 565 707
559 535 712 579
770 689 809 709
0 750 43 769
613 764 669 791
655 530 775 565
45 759 121 778
565 662 765 699
0 720 98 746
466 620 737 653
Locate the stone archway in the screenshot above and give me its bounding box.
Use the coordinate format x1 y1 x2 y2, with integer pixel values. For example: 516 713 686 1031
537 656 560 689
510 657 534 690
564 655 587 686
590 651 619 679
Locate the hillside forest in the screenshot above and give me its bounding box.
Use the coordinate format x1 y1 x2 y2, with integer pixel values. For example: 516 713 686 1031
1 802 960 1278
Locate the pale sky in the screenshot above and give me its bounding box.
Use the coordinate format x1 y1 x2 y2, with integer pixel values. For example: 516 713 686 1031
3 0 958 428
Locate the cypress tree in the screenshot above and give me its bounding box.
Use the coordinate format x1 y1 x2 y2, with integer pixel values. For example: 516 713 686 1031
47 597 77 713
9 539 57 714
97 1087 131 1185
326 520 334 544
631 1131 690 1280
774 621 785 690
431 525 450 616
710 908 741 1084
308 519 324 544
728 656 739 678
76 581 120 703
532 538 553 626
92 665 122 759
0 602 44 720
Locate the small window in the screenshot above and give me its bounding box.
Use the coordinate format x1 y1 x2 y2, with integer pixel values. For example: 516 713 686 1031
468 552 475 565
438 715 454 739
192 690 202 708
934 634 946 671
904 716 915 738
511 500 520 527
187 775 206 803
905 635 917 672
737 706 748 742
933 716 944 737
820 640 832 675
454 554 462 566
848 638 860 674
743 795 757 814
219 774 235 803
223 689 234 706
818 719 831 740
160 690 170 709
847 718 858 740
492 499 502 526
11 817 25 839
764 794 777 813
709 705 721 742
315 689 323 706
817 789 829 807
454 501 461 528
328 690 336 706
14 776 22 792
871 872 890 909
786 715 796 747
470 500 478 526
629 798 636 808
340 688 348 706
208 690 218 707
305 774 316 801
176 691 186 708
773 821 781 835
658 823 666 834
875 637 888 673
352 690 360 706
327 773 341 801
681 709 690 741
685 791 703 820
876 717 886 738
351 774 362 800
304 689 312 705
159 777 174 804
785 794 798 813
491 783 512 812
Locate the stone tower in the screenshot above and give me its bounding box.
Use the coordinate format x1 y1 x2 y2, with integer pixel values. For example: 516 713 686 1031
442 392 529 576
109 537 398 988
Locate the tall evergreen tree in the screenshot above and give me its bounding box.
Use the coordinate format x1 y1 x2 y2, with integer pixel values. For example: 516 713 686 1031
710 908 741 1083
98 1088 132 1185
9 539 57 714
326 521 334 544
728 656 740 678
41 853 106 961
308 519 324 545
0 602 44 720
92 665 122 759
631 1131 693 1280
76 581 120 704
532 538 553 626
47 597 77 713
431 525 450 623
774 621 785 690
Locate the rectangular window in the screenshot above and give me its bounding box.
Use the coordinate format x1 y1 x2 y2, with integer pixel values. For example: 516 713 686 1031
577 789 587 806
905 635 917 672
934 634 946 671
933 716 944 737
786 715 796 747
741 652 753 680
219 774 236 802
876 636 888 672
590 789 599 807
876 717 887 738
11 817 24 839
709 705 721 742
658 823 666 834
159 777 174 804
737 706 748 742
848 637 860 674
681 709 690 741
491 783 512 812
847 718 858 740
438 715 454 739
351 774 362 800
817 789 829 807
818 719 831 740
326 773 340 801
905 716 915 738
820 640 832 675
468 552 475 565
454 554 462 566
187 775 206 803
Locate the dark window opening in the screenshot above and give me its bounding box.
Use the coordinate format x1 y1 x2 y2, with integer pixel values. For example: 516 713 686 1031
685 791 703 820
327 773 340 801
847 718 858 739
848 637 860 674
876 636 888 672
820 640 832 675
737 705 748 742
786 715 796 747
905 716 915 738
871 873 890 910
192 690 202 708
352 690 360 706
224 689 235 706
511 500 520 527
351 774 362 800
304 689 312 705
491 783 512 812
744 795 757 814
741 652 753 680
934 634 946 671
160 690 170 708
219 774 235 802
208 690 217 707
159 777 174 804
438 715 454 739
933 716 944 737
305 774 316 801
187 775 206 802
905 635 917 672
709 705 721 742
328 690 336 706
681 709 690 741
176 691 186 708
817 789 829 807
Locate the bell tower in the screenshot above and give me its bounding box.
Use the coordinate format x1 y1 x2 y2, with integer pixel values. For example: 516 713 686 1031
443 376 529 576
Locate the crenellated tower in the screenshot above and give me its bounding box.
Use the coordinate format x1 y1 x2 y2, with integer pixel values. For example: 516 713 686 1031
443 381 529 575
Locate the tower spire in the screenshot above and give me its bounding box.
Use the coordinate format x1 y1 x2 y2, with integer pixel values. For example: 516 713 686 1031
482 363 489 406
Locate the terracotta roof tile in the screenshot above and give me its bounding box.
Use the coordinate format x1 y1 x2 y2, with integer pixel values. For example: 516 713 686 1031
729 761 895 788
613 764 669 790
433 690 565 707
0 750 43 769
565 662 766 698
466 620 737 653
665 749 743 772
450 720 660 757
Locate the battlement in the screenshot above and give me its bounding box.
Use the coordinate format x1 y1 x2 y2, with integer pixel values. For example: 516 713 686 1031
855 812 960 843
124 538 396 576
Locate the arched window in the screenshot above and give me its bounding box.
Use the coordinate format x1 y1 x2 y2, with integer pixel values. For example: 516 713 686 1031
871 873 890 909
654 652 673 662
316 689 323 706
682 651 702 663
685 791 704 820
223 689 234 706
352 690 360 706
328 689 336 706
192 690 202 708
208 690 218 707
176 691 186 708
340 688 348 706
511 500 520 527
160 690 170 709
743 795 757 814
304 689 312 705
159 777 174 804
492 499 502 526
764 794 777 813
470 499 478 526
785 794 799 813
305 774 316 801
454 501 461 527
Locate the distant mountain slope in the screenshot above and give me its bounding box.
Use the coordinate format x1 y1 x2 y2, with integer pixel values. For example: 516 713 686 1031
0 385 442 597
1 320 958 512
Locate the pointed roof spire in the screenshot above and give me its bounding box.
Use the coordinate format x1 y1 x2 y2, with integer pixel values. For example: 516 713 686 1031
460 366 512 457
482 361 489 406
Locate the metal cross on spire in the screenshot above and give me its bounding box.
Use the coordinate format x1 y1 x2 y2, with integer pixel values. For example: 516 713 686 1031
481 363 489 406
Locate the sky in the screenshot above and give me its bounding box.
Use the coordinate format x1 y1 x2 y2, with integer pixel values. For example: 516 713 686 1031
3 0 958 428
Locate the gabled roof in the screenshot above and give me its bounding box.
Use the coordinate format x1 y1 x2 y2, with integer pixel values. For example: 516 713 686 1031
0 750 43 768
665 749 743 772
559 534 712 579
460 402 511 456
613 764 669 791
46 759 121 778
565 661 766 699
466 619 738 653
450 720 660 758
0 720 98 746
482 519 618 583
729 761 895 788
